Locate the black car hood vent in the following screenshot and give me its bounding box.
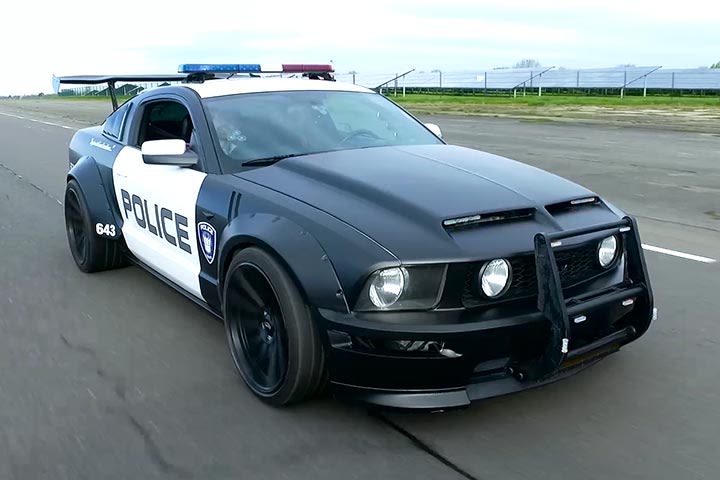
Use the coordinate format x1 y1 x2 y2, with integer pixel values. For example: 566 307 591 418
546 196 600 215
442 207 535 231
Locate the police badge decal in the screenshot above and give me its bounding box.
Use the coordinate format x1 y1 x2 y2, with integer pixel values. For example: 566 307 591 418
197 222 217 264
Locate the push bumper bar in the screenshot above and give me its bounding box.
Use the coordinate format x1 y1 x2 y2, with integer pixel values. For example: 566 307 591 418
324 216 654 409
518 216 653 381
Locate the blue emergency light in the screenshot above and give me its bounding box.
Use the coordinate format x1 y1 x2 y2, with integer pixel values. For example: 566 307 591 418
178 64 262 73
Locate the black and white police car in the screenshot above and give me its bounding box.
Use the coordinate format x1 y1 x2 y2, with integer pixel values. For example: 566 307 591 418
58 63 655 409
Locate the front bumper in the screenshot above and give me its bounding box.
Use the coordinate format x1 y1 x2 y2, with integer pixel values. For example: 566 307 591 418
319 217 655 410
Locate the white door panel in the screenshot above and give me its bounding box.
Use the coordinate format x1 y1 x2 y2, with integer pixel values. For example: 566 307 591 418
112 146 207 299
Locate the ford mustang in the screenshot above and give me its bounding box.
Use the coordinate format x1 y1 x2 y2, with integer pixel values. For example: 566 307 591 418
57 64 655 409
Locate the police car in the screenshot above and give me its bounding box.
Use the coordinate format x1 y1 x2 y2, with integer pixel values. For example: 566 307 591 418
58 63 655 409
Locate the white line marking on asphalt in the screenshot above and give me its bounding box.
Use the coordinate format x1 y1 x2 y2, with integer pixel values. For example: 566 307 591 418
642 244 717 264
0 111 75 130
0 112 25 119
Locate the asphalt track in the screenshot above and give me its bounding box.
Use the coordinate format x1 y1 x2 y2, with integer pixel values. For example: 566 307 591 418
0 105 719 480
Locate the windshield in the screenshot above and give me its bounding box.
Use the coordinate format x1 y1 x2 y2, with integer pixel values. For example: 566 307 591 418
202 90 442 172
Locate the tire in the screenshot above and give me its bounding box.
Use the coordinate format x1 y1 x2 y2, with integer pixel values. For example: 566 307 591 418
223 247 326 406
64 180 125 273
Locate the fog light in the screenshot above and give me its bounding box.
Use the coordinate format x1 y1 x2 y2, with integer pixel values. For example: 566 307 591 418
479 258 511 298
598 235 618 268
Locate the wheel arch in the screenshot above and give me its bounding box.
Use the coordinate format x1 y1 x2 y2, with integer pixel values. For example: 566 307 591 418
220 237 298 300
67 156 123 241
217 213 349 315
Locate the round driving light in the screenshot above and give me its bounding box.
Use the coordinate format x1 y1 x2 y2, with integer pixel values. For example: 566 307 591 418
598 235 618 268
368 267 406 308
479 259 511 298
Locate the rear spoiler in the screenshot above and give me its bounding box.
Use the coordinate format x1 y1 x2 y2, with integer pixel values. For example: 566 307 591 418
53 74 188 111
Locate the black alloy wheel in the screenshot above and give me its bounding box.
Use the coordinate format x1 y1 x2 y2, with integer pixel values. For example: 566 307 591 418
65 186 89 266
223 247 326 405
226 262 289 394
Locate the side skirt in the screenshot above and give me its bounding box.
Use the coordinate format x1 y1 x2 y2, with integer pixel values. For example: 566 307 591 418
125 254 224 322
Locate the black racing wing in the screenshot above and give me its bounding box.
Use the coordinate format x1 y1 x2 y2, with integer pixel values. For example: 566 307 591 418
53 74 189 110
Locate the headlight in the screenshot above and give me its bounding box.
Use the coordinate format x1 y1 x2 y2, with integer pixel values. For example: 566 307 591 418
598 235 618 268
356 265 446 311
479 258 511 298
368 267 406 308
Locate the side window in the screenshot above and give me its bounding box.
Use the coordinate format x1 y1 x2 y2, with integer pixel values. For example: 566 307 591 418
102 102 132 141
136 101 194 146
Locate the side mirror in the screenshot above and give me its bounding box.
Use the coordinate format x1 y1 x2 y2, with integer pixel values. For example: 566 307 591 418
141 139 198 167
424 123 443 139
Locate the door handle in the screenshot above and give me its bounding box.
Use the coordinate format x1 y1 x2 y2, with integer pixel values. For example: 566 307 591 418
201 210 214 219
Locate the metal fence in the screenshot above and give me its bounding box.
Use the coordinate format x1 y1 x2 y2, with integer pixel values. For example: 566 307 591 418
334 67 720 94
58 82 177 97
57 67 720 98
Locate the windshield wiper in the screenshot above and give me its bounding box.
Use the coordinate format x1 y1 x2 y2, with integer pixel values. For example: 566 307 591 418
242 153 305 166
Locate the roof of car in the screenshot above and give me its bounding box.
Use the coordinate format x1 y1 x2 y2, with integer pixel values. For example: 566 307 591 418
181 77 373 98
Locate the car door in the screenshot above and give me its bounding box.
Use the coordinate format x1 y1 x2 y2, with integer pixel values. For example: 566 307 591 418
112 97 207 299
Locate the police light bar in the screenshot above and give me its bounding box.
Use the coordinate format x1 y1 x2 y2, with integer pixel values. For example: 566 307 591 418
178 63 334 74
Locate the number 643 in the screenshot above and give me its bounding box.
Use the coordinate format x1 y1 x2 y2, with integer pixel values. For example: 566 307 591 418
95 223 116 236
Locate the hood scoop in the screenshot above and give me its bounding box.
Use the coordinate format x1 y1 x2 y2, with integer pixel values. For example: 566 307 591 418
442 207 535 231
546 196 600 215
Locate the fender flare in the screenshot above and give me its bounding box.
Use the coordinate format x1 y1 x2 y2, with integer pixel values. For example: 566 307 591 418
217 213 349 314
67 156 123 240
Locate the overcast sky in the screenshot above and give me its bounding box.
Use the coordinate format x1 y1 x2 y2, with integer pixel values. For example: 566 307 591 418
1 0 718 94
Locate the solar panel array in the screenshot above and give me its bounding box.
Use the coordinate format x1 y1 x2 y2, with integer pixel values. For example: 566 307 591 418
335 67 720 91
56 67 720 97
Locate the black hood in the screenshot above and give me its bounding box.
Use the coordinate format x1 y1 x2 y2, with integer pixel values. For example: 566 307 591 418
239 145 620 261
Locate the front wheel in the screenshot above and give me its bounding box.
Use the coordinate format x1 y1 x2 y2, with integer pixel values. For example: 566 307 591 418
223 247 326 405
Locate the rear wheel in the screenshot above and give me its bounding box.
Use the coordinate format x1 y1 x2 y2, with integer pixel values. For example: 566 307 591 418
223 247 326 405
64 180 125 273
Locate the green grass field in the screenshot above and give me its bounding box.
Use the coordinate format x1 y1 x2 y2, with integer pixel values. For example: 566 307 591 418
47 92 720 109
6 93 716 131
387 93 720 108
52 95 134 103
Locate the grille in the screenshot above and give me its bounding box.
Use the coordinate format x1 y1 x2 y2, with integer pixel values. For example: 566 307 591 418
462 242 607 308
555 243 602 287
